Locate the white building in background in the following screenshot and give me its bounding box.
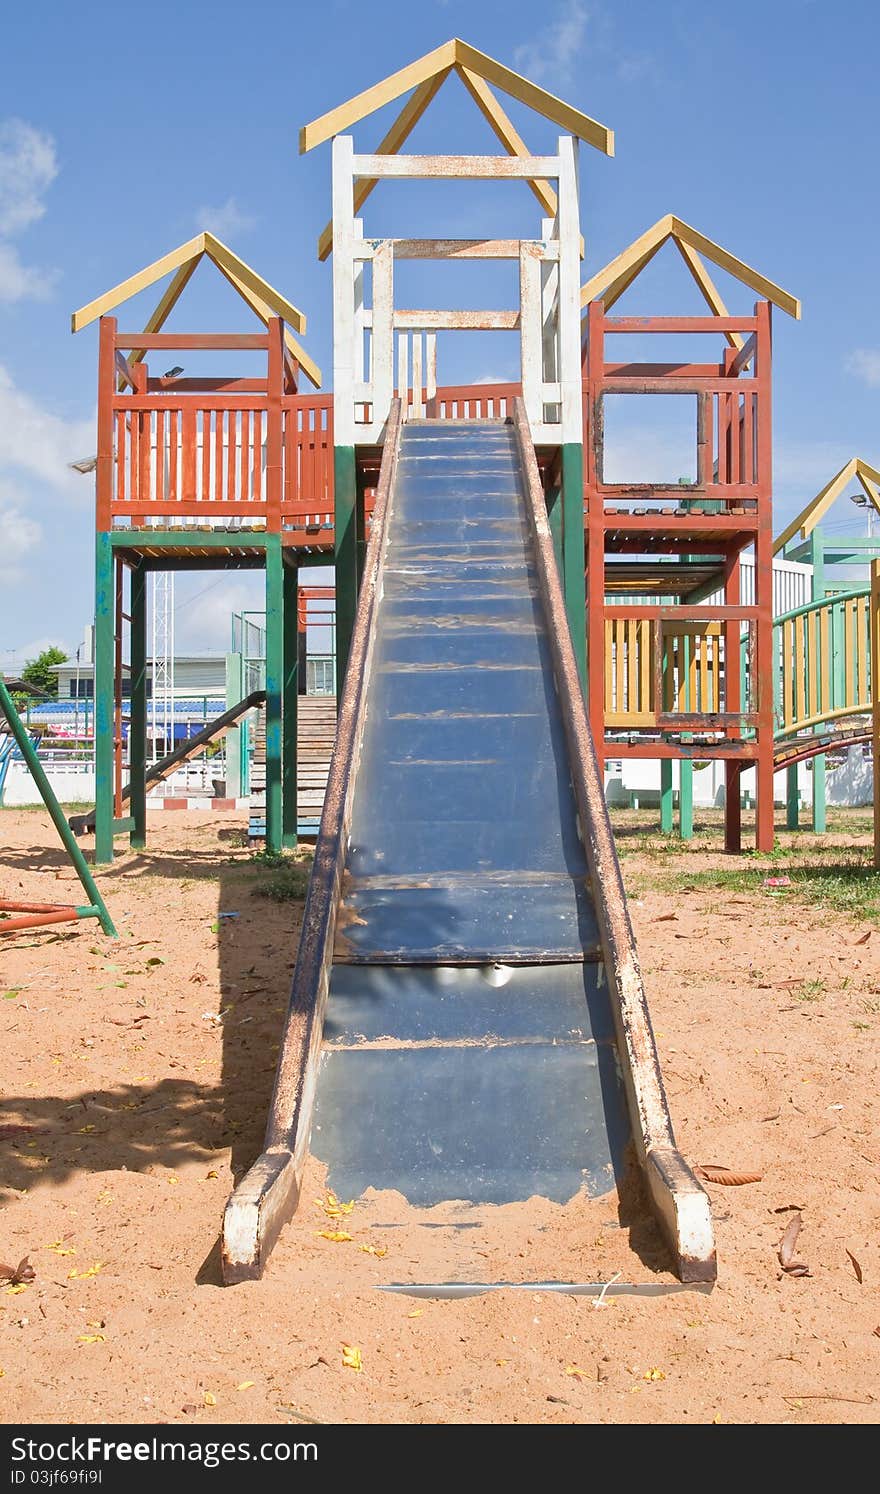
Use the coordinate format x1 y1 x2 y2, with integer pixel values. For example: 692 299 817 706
51 654 227 704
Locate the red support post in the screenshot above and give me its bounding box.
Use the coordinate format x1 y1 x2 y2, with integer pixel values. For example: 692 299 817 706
96 318 115 531
584 300 607 757
266 317 284 535
753 300 775 852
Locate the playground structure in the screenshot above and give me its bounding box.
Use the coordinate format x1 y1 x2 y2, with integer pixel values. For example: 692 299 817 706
219 47 724 1285
49 36 880 1284
771 457 880 831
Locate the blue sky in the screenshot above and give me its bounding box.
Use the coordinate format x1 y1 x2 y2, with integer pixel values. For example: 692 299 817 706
1 0 879 667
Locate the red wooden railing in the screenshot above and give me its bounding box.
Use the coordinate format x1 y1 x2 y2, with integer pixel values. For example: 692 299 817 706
582 302 771 513
97 317 524 540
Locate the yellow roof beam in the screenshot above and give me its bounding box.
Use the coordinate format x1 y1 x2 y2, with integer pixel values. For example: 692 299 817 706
580 216 672 307
71 234 207 333
73 234 320 387
772 457 880 555
317 67 452 262
456 65 558 219
673 237 744 352
211 259 322 389
73 233 307 338
580 213 801 323
669 216 801 320
301 40 458 154
120 252 204 388
202 234 306 334
300 37 614 156
453 40 613 155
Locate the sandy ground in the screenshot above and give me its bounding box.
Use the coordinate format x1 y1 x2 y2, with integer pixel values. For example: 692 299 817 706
0 807 878 1426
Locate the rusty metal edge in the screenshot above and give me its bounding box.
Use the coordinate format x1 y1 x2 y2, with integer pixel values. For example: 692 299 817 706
512 399 716 1284
221 401 404 1283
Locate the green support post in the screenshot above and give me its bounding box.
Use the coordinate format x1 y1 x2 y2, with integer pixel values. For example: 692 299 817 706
129 564 147 850
561 443 587 688
678 631 694 840
546 482 564 580
679 758 694 840
282 561 299 850
356 466 368 591
224 651 245 797
0 677 116 936
810 528 827 833
786 764 800 830
94 532 115 865
265 536 284 855
334 445 358 696
660 759 674 833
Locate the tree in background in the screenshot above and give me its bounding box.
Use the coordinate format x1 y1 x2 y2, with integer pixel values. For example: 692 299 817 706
21 646 68 697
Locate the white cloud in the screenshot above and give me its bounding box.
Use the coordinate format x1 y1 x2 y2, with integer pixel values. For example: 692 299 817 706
0 365 94 493
196 197 256 240
3 635 71 671
0 120 57 236
0 119 58 302
175 576 265 651
0 241 58 302
514 0 590 87
845 349 880 388
0 497 42 583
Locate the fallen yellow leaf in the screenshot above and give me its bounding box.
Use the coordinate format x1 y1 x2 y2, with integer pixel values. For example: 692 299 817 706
68 1263 104 1280
6 1285 28 1296
205 1170 219 1181
46 1242 76 1256
359 1244 387 1257
77 1335 105 1345
166 1176 180 1186
496 1359 509 1367
341 1344 362 1373
317 1230 352 1243
204 1391 217 1407
236 1381 255 1392
643 1367 666 1382
566 1364 588 1379
407 1309 423 1319
76 1125 96 1134
319 1192 354 1219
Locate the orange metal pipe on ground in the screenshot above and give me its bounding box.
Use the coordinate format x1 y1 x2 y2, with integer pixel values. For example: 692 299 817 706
0 906 85 934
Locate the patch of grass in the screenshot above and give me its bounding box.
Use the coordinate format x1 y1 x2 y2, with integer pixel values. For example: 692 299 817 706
795 976 828 1002
0 801 94 812
653 857 880 924
249 849 313 903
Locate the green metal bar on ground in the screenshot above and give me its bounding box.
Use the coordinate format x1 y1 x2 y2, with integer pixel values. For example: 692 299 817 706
0 677 116 937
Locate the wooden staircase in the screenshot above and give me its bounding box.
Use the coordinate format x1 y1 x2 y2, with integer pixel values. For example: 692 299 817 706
249 695 337 840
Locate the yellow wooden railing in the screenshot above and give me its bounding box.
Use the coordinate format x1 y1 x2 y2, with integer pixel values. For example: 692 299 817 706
604 618 727 727
774 588 872 738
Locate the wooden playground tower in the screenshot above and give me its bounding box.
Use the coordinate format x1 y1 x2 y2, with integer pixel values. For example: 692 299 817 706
72 40 802 860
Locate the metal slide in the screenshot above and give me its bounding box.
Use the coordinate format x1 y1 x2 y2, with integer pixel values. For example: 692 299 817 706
222 402 715 1285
